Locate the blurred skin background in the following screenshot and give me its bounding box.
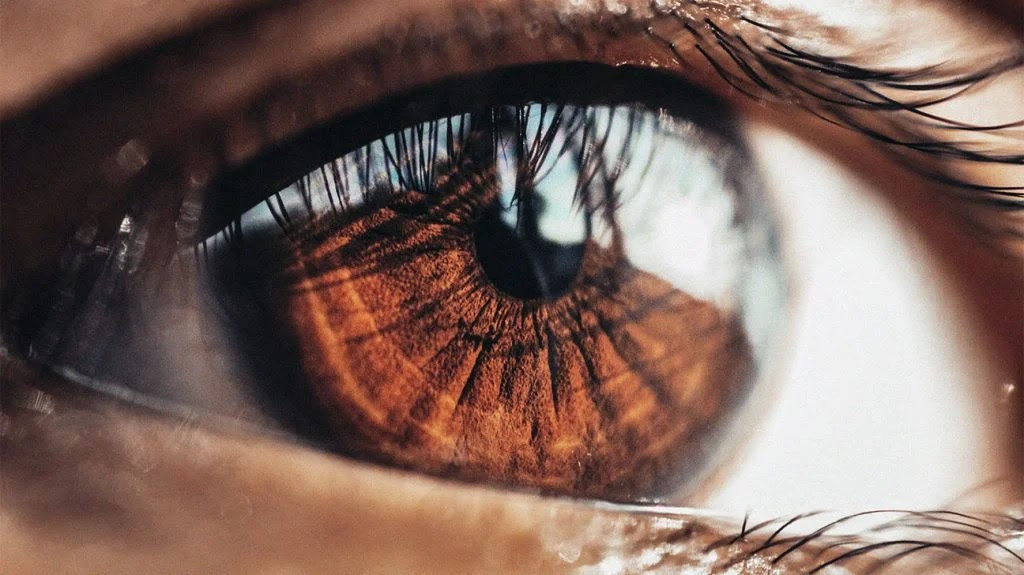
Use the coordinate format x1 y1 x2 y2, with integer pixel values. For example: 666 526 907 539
1 0 1022 573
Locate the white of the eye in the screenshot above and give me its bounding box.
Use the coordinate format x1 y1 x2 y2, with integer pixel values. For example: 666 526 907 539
705 119 1009 522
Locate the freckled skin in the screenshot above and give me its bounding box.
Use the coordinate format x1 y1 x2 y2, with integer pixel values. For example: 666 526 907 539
273 161 752 500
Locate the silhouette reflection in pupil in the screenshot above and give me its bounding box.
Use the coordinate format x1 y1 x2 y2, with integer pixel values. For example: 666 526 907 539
473 194 585 300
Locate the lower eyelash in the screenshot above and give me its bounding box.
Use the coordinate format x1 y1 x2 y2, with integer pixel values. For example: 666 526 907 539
705 506 1024 573
2 365 1019 574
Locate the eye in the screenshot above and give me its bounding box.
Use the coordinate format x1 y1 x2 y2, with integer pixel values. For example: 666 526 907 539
2 2 1021 568
14 63 784 501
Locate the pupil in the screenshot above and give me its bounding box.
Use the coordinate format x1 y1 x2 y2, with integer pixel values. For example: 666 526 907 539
473 194 585 301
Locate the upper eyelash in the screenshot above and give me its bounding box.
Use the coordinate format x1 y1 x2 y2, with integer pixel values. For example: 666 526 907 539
168 0 1019 210
193 61 744 241
4 0 1018 250
632 3 1024 204
358 0 1022 249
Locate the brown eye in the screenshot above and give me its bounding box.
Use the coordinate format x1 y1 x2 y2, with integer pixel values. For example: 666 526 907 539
233 137 751 500
21 64 785 502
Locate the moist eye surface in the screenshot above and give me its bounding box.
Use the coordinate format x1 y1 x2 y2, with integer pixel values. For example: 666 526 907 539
26 64 786 502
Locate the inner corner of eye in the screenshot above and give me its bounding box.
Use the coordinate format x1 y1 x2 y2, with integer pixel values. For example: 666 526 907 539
174 64 787 502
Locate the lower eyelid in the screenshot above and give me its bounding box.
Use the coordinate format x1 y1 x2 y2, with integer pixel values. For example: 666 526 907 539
0 371 733 572
4 370 1022 574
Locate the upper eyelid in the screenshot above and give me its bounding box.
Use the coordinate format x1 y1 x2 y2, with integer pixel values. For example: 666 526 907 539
2 1 1019 116
0 0 1018 117
1 0 1020 288
3 0 1015 173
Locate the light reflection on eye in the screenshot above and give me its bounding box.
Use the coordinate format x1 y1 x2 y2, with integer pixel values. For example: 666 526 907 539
2 0 1024 568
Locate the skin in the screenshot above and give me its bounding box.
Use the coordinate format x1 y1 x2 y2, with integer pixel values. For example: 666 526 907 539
1 0 1022 573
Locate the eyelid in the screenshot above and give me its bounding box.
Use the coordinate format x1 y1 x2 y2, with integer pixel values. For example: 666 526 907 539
4 3 1019 564
3 0 1020 319
198 63 745 238
2 0 1019 118
5 365 1023 574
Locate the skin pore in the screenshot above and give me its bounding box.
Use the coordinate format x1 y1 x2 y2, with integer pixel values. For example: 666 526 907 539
1 0 1022 573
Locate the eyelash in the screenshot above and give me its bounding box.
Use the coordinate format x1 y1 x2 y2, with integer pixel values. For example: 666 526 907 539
208 105 640 239
207 0 1021 249
707 507 1024 573
196 62 741 239
4 0 1018 277
638 5 1024 201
